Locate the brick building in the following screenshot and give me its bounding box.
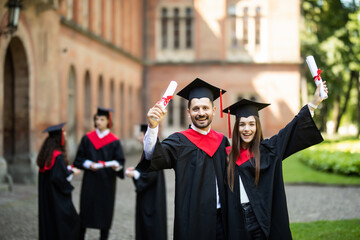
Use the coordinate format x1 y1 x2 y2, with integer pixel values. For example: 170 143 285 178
0 0 301 184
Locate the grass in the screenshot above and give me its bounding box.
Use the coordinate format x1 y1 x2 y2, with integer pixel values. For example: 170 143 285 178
290 219 360 240
283 152 360 185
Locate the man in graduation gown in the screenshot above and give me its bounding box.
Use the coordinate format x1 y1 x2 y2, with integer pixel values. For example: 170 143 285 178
223 84 326 239
136 78 229 240
74 107 126 240
126 124 168 240
38 123 80 240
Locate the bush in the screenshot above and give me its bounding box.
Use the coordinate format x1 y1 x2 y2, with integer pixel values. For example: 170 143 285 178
295 139 360 176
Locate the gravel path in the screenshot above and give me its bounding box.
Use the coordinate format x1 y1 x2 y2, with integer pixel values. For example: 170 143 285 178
0 152 359 239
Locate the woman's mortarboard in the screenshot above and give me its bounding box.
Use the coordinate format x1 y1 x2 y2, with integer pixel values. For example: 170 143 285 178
222 99 270 138
176 78 226 117
42 122 66 146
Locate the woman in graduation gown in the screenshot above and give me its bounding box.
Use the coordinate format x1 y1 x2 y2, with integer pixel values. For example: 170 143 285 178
224 83 328 240
37 122 80 240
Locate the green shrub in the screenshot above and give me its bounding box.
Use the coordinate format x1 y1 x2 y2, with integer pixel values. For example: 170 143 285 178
296 139 360 176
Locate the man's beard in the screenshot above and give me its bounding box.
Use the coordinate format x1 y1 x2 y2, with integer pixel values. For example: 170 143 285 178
191 115 212 130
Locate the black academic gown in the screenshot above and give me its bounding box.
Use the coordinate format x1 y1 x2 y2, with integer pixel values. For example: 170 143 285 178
38 150 80 240
74 130 125 230
226 105 324 240
137 129 229 240
133 170 167 240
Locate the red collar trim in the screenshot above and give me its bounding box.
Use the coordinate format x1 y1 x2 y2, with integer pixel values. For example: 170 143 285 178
180 129 224 157
39 150 61 172
86 130 119 150
225 146 253 166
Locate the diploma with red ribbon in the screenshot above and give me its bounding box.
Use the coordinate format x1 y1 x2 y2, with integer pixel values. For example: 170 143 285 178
153 81 178 121
92 160 123 170
306 55 328 100
157 81 178 108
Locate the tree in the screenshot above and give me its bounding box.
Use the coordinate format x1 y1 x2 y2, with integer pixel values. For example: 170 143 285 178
301 0 359 136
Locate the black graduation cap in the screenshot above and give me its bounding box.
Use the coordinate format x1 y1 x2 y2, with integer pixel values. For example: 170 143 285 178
140 124 147 133
42 122 66 145
42 122 66 135
222 99 270 138
97 107 113 117
177 78 226 101
223 99 270 119
177 78 226 117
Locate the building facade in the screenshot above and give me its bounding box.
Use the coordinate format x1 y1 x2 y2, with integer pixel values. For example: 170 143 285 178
0 0 301 184
144 0 301 138
0 0 143 184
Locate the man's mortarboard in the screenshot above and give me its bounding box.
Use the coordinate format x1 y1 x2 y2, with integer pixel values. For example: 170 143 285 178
176 78 226 117
42 122 66 146
96 107 114 128
222 99 270 138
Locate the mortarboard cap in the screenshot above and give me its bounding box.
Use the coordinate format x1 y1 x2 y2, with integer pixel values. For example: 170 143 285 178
177 78 226 102
42 122 66 145
177 78 226 117
42 122 66 135
223 99 270 119
222 99 270 138
97 107 113 117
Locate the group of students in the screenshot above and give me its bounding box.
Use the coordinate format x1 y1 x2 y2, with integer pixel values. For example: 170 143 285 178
38 77 328 240
38 108 166 240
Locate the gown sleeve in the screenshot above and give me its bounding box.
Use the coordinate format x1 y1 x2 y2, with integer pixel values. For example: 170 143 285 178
50 155 74 195
133 170 158 193
73 136 89 169
136 134 182 172
263 105 323 160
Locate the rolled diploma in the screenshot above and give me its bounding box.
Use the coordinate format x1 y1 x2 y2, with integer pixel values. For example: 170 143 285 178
158 81 178 109
152 81 178 121
306 55 328 100
93 160 122 169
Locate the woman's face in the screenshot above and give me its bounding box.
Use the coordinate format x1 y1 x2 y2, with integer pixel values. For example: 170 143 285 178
238 116 257 148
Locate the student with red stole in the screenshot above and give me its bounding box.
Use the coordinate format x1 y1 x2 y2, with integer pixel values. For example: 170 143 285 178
74 107 126 240
37 122 80 240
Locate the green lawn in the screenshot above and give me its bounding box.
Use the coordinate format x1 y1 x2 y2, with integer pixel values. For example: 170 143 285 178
290 219 360 240
283 153 360 185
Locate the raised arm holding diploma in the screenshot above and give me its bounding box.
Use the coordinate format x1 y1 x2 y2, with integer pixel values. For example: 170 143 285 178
306 55 328 100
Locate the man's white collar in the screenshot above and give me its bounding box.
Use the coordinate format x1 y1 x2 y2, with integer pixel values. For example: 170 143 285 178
96 128 110 139
190 123 211 135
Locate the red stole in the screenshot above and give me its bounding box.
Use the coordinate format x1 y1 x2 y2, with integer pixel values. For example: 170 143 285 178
86 130 119 150
225 146 253 166
180 129 224 157
39 150 61 172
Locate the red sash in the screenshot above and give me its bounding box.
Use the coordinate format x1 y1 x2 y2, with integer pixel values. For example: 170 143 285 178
39 150 61 172
180 129 224 157
86 130 119 150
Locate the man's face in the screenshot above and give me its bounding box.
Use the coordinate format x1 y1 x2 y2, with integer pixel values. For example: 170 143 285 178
95 115 109 131
187 97 215 131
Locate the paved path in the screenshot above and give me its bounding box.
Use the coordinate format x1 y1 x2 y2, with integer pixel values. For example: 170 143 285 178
0 152 359 239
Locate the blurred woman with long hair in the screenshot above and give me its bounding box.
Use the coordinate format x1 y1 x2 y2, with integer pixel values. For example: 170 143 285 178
37 122 80 240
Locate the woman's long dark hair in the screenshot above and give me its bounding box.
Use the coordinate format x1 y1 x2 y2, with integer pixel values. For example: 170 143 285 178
227 116 263 191
36 132 68 169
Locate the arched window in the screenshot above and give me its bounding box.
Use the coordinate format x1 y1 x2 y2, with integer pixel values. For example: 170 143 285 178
84 71 92 132
98 76 104 107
